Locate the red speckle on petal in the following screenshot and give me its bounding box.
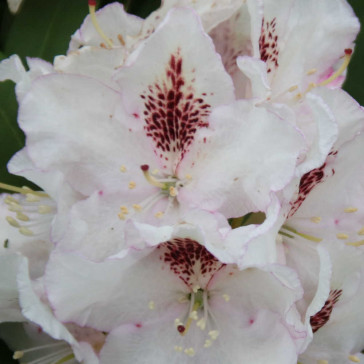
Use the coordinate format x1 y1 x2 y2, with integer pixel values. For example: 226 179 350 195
259 17 279 72
158 238 224 290
135 323 142 328
249 319 254 325
140 50 211 169
98 190 103 196
310 289 342 332
132 113 139 118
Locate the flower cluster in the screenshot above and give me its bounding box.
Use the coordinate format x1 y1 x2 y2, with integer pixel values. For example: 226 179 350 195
0 0 364 363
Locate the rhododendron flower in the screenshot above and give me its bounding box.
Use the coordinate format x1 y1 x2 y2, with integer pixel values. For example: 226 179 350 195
45 233 307 364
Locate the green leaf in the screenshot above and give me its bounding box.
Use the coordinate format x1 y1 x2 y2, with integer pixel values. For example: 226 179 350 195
4 0 89 63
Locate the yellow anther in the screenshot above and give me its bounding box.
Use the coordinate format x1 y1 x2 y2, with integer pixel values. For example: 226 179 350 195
128 181 136 189
5 196 18 204
318 49 352 87
306 82 317 93
344 207 358 213
6 216 20 228
148 301 155 310
38 205 53 214
132 204 142 212
197 318 206 330
178 296 189 303
185 174 192 180
307 68 317 75
192 285 200 293
154 211 164 218
222 294 230 302
208 330 219 340
174 346 183 352
189 311 198 320
13 351 24 360
16 212 29 222
288 85 298 92
317 360 328 364
295 93 303 100
346 240 364 247
169 186 178 197
117 33 125 46
348 355 360 363
120 206 129 214
336 233 349 240
184 348 195 357
117 212 126 220
310 216 322 224
88 1 113 48
120 165 127 173
26 193 41 202
358 227 364 236
19 227 34 236
204 339 212 348
8 203 22 212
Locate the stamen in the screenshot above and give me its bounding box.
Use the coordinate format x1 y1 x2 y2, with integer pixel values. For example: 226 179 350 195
282 226 322 242
117 34 125 46
288 85 298 92
336 233 349 240
346 240 364 247
169 186 178 197
349 355 361 363
120 206 129 214
120 165 127 172
88 0 113 48
344 207 358 213
222 294 230 302
174 346 183 352
6 216 20 228
13 351 24 359
16 212 29 221
184 347 195 357
204 339 212 348
154 211 164 218
132 204 142 212
141 165 166 189
307 68 317 75
19 227 34 236
148 301 155 310
0 182 48 198
358 227 364 236
317 49 352 87
38 205 53 214
128 181 136 189
310 216 322 224
208 330 219 340
53 353 75 364
317 360 328 364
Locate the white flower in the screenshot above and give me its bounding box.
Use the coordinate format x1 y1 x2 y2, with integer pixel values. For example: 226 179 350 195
45 233 307 364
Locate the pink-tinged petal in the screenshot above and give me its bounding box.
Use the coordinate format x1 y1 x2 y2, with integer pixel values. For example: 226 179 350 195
0 254 26 323
236 56 271 99
209 1 262 98
140 0 242 42
19 74 160 196
69 3 143 51
179 99 304 217
45 249 187 332
299 242 364 364
261 0 359 95
288 133 364 244
295 93 338 177
115 7 235 173
54 46 125 89
312 88 364 149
